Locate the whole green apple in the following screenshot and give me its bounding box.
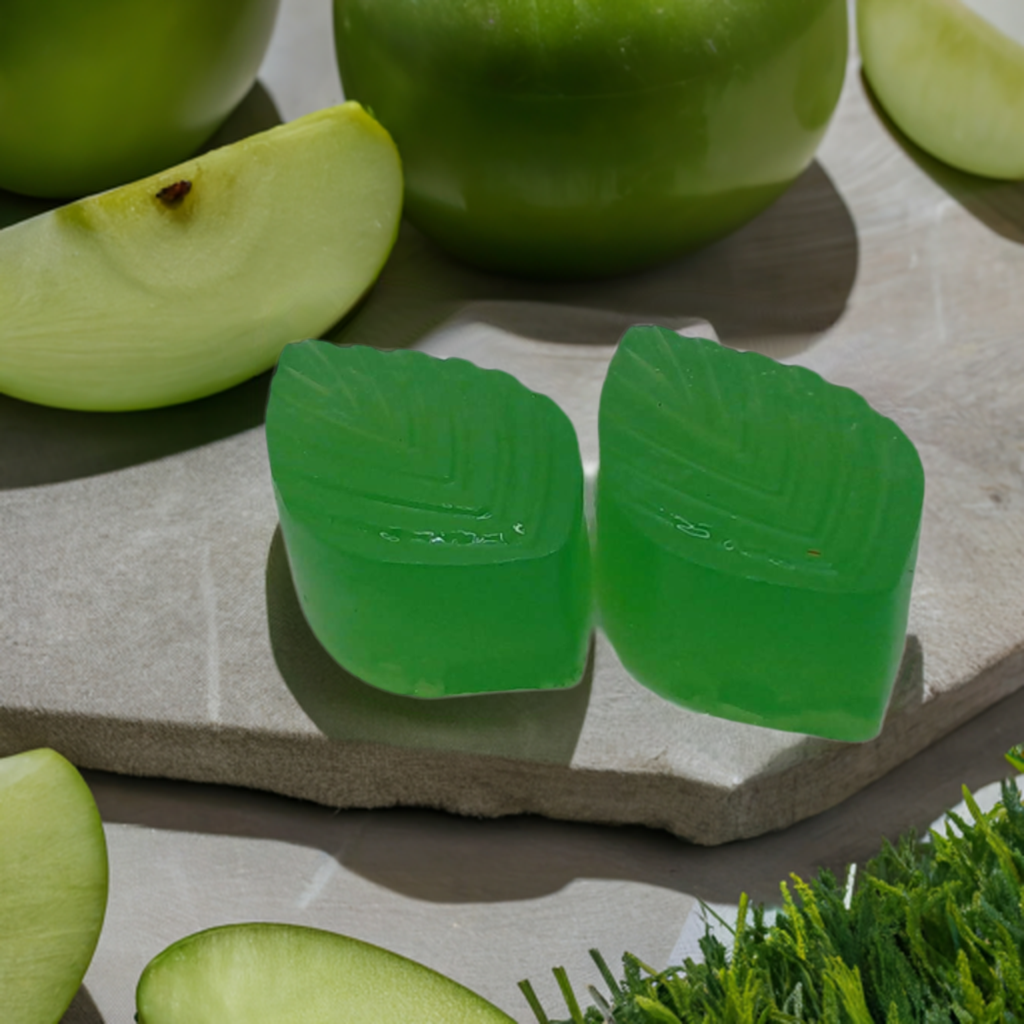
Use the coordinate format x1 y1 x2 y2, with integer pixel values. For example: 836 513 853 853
0 0 280 199
333 0 848 278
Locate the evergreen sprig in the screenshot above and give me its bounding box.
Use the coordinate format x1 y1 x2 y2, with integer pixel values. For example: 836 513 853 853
521 756 1024 1024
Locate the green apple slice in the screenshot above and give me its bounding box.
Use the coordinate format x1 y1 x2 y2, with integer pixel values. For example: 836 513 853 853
859 0 1024 178
0 102 402 411
0 748 108 1024
136 923 516 1024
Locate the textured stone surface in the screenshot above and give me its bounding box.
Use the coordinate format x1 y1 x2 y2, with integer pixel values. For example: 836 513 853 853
3 0 1023 846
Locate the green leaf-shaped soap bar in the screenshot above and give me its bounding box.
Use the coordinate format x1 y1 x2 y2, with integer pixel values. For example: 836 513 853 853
596 326 925 741
267 341 591 698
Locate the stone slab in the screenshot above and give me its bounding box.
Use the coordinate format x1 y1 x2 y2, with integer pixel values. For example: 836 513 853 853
3 0 1024 845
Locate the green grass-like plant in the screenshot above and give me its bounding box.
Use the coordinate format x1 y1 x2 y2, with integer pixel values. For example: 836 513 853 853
522 749 1024 1023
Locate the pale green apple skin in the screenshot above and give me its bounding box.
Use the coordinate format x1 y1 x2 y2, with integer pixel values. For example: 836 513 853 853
136 923 517 1024
859 0 1024 179
334 0 848 278
0 0 280 199
0 748 109 1024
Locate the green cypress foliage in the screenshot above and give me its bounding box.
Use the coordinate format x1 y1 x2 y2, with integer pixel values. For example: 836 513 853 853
521 768 1024 1024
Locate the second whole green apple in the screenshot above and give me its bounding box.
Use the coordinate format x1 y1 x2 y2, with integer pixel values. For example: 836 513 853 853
334 0 848 278
0 0 280 199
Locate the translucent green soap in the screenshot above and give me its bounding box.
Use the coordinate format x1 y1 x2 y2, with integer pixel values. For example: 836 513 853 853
267 340 591 698
596 326 925 742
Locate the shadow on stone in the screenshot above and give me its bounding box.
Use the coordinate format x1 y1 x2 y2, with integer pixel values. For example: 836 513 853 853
0 371 271 490
862 71 1024 245
60 986 105 1024
265 526 593 765
888 634 925 716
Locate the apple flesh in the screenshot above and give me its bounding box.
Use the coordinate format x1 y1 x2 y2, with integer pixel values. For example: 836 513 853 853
0 0 280 199
334 0 848 278
136 923 517 1024
859 0 1024 178
0 102 403 411
0 748 108 1024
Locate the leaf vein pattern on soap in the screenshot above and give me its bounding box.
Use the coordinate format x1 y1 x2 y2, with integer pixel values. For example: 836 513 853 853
268 342 582 565
613 349 790 501
599 330 924 591
281 364 461 486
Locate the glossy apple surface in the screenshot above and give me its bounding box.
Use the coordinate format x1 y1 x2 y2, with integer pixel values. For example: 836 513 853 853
0 0 280 198
0 103 402 411
334 0 848 278
0 748 109 1024
859 0 1024 178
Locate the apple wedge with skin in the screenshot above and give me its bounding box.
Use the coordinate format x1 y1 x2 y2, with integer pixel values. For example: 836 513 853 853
136 923 517 1024
0 748 109 1024
0 102 402 411
859 0 1024 178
